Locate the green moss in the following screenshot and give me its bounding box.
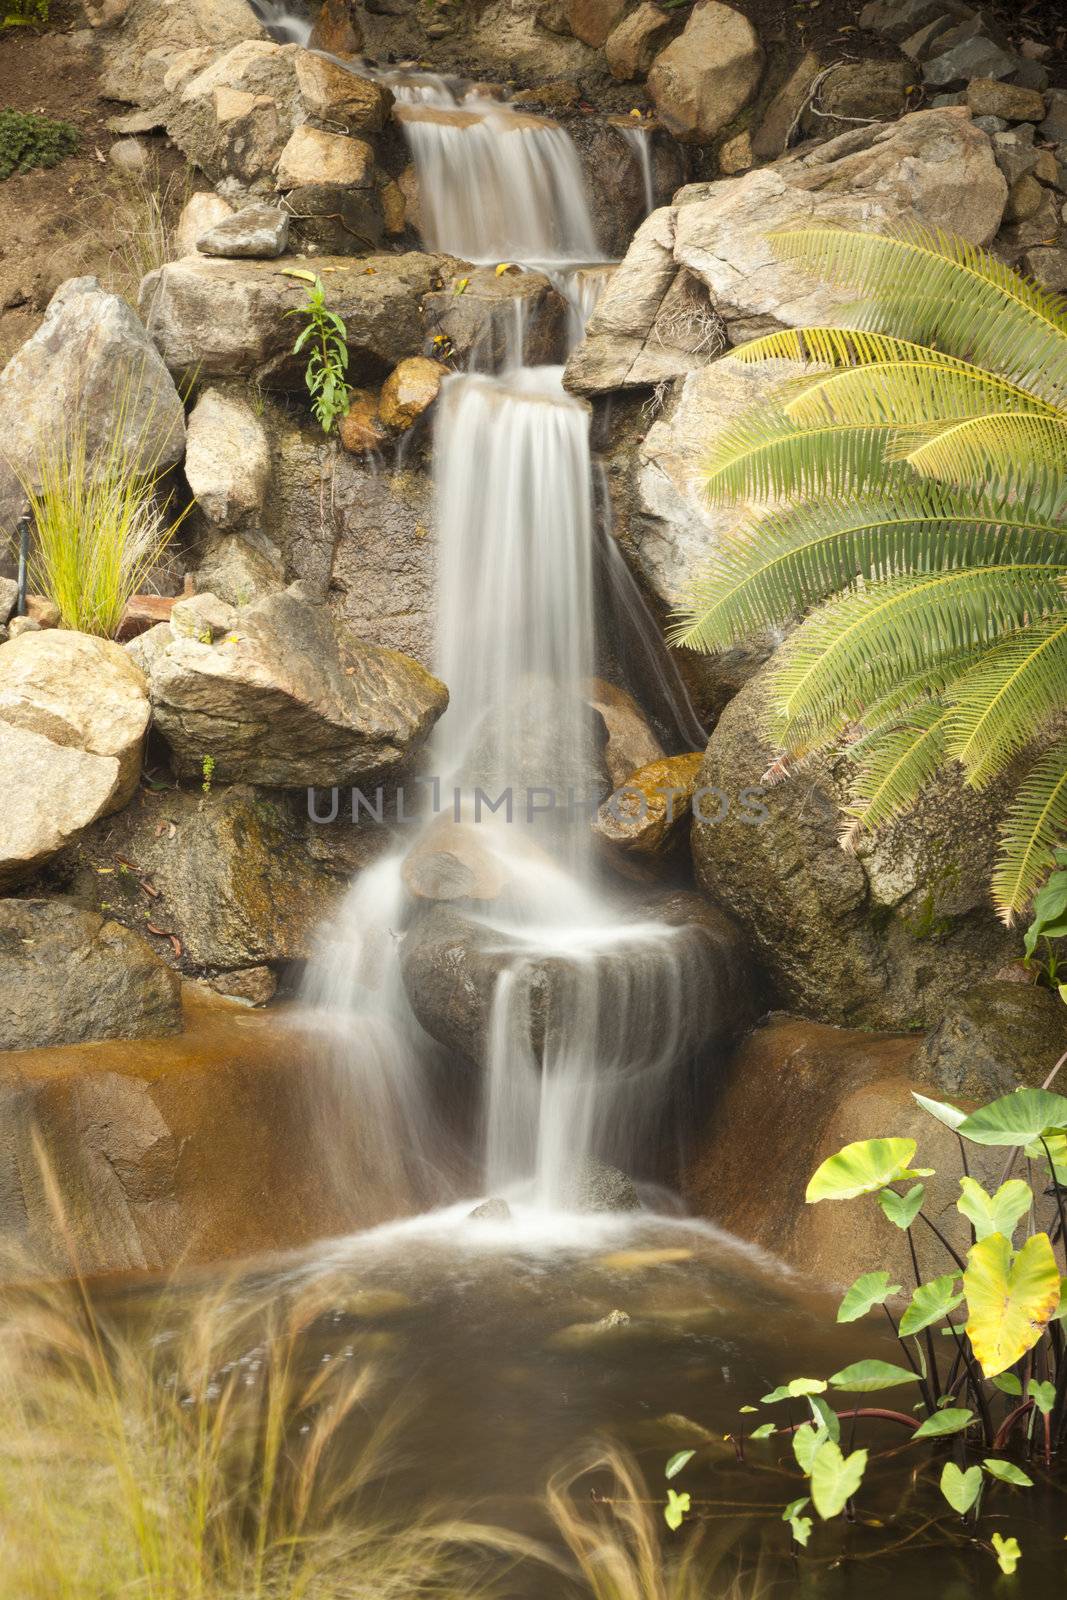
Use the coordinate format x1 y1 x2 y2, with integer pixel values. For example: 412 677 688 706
0 108 78 181
1 0 50 26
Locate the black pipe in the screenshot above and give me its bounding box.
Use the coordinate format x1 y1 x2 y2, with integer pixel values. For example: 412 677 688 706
16 516 29 616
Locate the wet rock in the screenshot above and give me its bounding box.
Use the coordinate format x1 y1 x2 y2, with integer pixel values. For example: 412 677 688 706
401 819 511 903
574 119 687 260
691 668 1017 1030
595 752 703 856
185 387 271 528
147 584 447 787
326 454 436 664
72 784 343 972
913 981 1067 1102
605 3 674 81
293 50 392 128
423 267 567 370
203 965 277 1004
647 1 762 144
140 252 459 388
338 389 388 454
173 191 236 257
0 277 185 534
565 0 625 48
0 898 181 1051
585 678 663 788
197 202 289 258
965 76 1046 123
561 1156 640 1212
469 1196 512 1220
682 1013 1023 1289
276 125 375 188
378 356 449 432
548 1308 633 1347
308 0 364 55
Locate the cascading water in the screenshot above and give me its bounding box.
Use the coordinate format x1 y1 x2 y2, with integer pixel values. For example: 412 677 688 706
303 72 714 1218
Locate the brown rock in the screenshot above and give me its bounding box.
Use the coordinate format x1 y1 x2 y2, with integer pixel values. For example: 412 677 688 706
965 76 1047 124
595 751 703 854
378 356 449 432
566 0 626 48
117 595 177 641
605 2 674 81
647 1 763 144
751 50 820 159
585 678 664 787
308 0 363 55
1022 245 1067 291
275 126 375 189
512 81 582 112
717 128 752 173
293 50 393 129
1005 172 1045 222
380 178 407 235
338 388 388 453
401 819 511 903
801 58 911 136
25 595 60 627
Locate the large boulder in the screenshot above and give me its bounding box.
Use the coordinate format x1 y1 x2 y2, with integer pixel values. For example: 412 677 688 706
0 632 150 888
145 585 447 787
139 252 462 388
0 278 185 535
165 40 302 188
683 1013 1037 1289
68 784 347 976
422 267 568 369
99 0 267 108
646 2 763 143
292 50 393 129
0 899 182 1050
605 3 675 81
913 980 1067 1102
691 668 1018 1031
184 386 271 529
567 109 1006 389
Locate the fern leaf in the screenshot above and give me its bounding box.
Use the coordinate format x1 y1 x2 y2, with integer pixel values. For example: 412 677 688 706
703 416 898 504
842 701 953 841
769 567 1067 746
945 617 1067 785
729 328 948 368
783 362 1062 432
765 226 1067 407
992 739 1067 922
898 412 1067 484
671 483 1067 654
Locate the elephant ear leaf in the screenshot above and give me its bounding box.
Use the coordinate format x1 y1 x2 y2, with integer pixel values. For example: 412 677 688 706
810 1442 867 1520
877 1182 925 1230
899 1274 963 1337
940 1461 982 1515
957 1088 1067 1147
957 1176 1033 1242
806 1139 928 1202
964 1232 1061 1377
837 1271 901 1323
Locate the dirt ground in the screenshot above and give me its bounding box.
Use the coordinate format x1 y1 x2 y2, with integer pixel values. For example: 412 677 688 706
0 0 189 364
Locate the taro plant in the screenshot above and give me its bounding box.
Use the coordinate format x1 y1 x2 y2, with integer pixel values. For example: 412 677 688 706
283 268 351 434
1025 849 1067 997
673 226 1067 924
665 1086 1067 1576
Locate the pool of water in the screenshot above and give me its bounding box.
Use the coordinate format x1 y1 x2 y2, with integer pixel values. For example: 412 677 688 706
103 1211 1067 1597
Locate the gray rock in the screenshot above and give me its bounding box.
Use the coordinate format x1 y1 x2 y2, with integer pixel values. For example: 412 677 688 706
140 251 460 388
992 126 1038 187
1041 89 1067 145
751 50 821 159
193 535 284 607
914 981 1067 1101
283 184 384 254
1022 246 1067 291
147 584 448 787
422 267 567 370
973 115 1007 134
99 0 267 106
170 591 237 641
166 41 302 189
899 16 957 62
1011 60 1049 92
923 35 1019 87
0 898 182 1050
858 0 976 43
197 203 289 258
691 667 1018 1031
0 579 16 626
0 278 185 536
800 59 911 138
561 1157 640 1212
109 136 150 171
468 1197 512 1220
605 2 673 81
173 192 235 258
647 1 763 143
184 387 271 528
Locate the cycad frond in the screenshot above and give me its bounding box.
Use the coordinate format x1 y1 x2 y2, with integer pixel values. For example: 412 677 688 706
854 650 990 731
946 618 1067 785
730 328 952 368
841 701 953 842
703 416 897 504
766 226 1067 406
770 566 1067 746
992 738 1067 922
897 412 1067 484
782 362 1062 432
671 482 1067 654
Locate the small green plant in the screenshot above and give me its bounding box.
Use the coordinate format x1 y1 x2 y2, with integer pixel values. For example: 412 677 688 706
665 1085 1067 1577
201 754 216 794
18 383 191 638
0 108 77 180
283 268 351 434
1 0 49 27
1024 849 1067 996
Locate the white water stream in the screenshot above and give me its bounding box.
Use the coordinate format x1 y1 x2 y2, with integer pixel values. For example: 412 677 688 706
303 71 712 1219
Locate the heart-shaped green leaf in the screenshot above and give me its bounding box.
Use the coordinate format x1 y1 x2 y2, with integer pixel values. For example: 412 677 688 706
837 1270 901 1323
991 1533 1021 1575
760 1378 827 1403
964 1232 1061 1377
810 1441 867 1520
940 1461 982 1515
1031 1379 1056 1417
749 1422 776 1440
829 1359 920 1393
878 1183 925 1230
899 1274 963 1337
913 1407 973 1440
792 1422 827 1474
957 1176 1033 1242
806 1139 926 1203
957 1089 1067 1148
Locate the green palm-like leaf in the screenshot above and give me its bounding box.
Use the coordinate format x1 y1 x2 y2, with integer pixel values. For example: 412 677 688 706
764 225 1067 406
896 413 1067 485
703 416 896 504
841 701 953 839
770 568 1067 746
946 620 1067 785
783 361 1061 433
992 738 1067 921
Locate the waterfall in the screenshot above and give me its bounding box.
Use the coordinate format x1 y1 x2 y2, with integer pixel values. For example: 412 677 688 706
249 0 311 43
303 73 714 1219
620 125 656 220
